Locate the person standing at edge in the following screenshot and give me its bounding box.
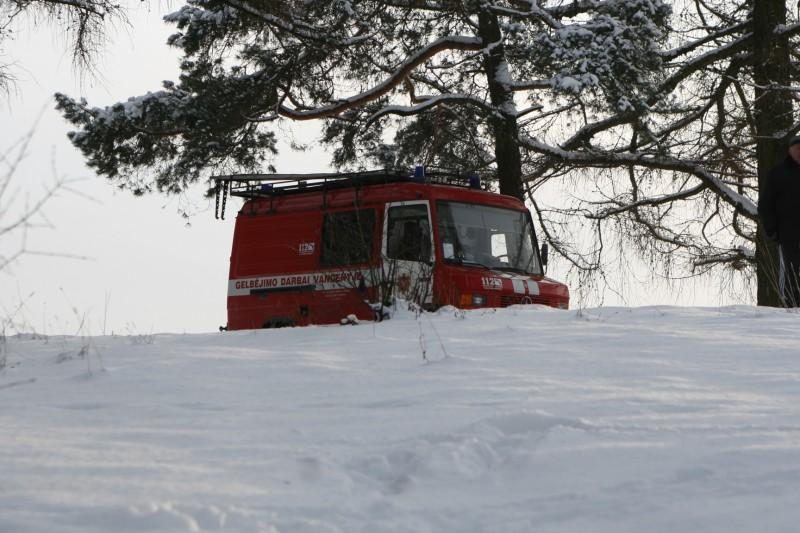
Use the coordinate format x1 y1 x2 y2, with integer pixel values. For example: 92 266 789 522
759 137 800 307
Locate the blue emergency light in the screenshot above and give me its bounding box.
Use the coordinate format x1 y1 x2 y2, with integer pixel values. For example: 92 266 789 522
260 183 274 192
414 165 426 182
468 173 481 189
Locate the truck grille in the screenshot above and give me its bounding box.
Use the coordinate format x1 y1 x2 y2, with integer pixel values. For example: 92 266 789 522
500 294 556 308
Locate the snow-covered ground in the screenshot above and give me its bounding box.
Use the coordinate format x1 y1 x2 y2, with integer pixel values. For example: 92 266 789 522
2 304 800 532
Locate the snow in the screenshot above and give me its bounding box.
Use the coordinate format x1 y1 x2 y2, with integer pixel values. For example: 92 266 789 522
163 5 239 28
86 90 187 126
2 304 800 532
492 60 519 116
336 0 355 17
552 75 585 94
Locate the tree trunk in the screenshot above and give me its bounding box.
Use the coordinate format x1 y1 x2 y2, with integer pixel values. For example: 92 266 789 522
753 0 792 306
478 8 524 200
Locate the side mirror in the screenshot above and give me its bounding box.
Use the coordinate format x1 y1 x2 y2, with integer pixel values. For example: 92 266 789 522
541 243 549 267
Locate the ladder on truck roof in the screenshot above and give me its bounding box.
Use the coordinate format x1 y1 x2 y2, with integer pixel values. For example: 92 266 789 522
211 168 486 220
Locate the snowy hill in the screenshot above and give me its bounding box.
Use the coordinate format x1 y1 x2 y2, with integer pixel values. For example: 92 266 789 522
2 305 800 532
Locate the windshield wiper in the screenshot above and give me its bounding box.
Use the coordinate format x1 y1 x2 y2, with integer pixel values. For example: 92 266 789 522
492 266 530 275
445 257 493 270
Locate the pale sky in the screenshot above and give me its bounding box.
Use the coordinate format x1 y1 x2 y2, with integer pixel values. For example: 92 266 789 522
0 3 749 335
0 4 332 334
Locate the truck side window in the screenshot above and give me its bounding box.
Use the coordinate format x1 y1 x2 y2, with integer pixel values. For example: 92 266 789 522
320 209 376 267
387 204 431 262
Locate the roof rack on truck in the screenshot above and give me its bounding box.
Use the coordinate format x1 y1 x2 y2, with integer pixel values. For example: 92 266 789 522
211 167 486 220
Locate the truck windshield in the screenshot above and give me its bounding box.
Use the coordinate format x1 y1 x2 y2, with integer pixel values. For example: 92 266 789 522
436 201 542 275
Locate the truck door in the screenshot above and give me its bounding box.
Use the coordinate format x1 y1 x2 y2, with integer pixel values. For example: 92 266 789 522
382 201 435 306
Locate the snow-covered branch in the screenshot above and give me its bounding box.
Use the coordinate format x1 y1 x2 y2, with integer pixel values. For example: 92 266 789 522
521 136 758 217
377 0 452 11
217 0 371 46
364 94 493 127
774 20 800 38
276 36 483 120
509 79 553 91
489 1 563 29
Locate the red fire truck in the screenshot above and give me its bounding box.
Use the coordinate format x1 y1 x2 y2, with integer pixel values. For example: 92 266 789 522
213 169 569 329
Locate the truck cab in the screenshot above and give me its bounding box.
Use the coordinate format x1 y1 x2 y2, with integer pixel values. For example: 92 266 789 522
215 169 569 329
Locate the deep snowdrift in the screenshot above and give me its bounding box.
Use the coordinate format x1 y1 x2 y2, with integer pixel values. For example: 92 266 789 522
2 305 799 532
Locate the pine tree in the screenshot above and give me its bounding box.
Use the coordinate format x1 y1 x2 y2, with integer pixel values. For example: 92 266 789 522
55 0 670 199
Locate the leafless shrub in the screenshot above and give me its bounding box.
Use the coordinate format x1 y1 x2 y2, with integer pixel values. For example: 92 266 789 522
2 128 88 275
0 0 127 90
60 290 104 375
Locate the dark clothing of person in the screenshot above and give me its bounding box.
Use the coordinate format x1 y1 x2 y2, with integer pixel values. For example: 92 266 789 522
781 244 800 307
759 155 800 306
760 156 800 244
